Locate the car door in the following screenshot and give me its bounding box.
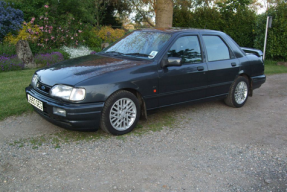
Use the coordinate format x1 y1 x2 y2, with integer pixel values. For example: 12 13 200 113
158 35 208 107
201 34 240 97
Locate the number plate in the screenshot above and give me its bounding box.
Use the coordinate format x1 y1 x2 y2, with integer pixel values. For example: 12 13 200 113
27 94 43 111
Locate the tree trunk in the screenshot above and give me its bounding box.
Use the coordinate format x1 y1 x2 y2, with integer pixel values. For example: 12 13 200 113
155 0 173 28
16 40 37 68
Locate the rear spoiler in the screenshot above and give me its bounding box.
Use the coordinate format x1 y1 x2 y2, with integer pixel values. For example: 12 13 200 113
241 47 263 57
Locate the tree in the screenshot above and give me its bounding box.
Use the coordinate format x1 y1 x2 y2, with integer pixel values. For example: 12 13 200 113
0 1 24 41
155 0 173 28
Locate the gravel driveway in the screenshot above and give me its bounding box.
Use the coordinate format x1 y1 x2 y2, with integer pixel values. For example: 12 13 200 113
1 74 287 192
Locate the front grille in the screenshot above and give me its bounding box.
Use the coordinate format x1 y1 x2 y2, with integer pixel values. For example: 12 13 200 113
35 82 51 95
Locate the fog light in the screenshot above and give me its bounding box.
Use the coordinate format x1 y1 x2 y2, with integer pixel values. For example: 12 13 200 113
53 107 66 117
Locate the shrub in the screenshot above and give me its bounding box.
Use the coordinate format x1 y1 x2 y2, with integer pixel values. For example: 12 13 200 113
0 1 24 41
254 2 287 61
4 19 42 45
0 42 16 56
94 26 125 43
61 46 93 59
173 0 256 47
83 30 102 48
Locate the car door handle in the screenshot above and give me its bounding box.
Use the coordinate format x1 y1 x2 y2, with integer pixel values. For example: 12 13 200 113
231 62 237 67
197 66 204 71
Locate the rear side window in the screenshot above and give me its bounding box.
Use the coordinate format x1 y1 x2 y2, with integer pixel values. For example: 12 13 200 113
202 36 231 62
167 36 202 64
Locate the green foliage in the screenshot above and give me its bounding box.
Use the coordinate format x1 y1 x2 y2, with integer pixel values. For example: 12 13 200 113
254 2 287 61
11 0 96 26
83 30 102 48
173 0 256 47
0 42 16 56
217 0 256 47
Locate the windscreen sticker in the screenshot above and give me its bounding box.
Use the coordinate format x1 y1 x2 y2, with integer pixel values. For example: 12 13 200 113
149 51 158 58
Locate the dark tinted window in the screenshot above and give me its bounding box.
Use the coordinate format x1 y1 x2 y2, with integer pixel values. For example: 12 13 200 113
167 36 202 64
202 36 230 61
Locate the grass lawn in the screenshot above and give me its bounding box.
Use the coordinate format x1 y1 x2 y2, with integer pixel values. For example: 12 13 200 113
0 69 36 121
264 60 287 75
0 61 286 121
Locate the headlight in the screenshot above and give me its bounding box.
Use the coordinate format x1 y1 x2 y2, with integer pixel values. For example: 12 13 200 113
50 85 86 101
31 74 38 89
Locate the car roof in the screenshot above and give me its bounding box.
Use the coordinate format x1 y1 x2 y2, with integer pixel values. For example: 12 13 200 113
137 28 221 34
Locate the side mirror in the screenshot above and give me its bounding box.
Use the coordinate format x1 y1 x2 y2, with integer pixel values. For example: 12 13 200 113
161 56 182 68
168 57 182 66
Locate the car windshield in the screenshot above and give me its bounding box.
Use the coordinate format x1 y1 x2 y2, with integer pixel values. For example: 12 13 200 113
105 31 172 59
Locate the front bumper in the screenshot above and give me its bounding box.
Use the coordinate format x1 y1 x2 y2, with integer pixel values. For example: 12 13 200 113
251 74 266 90
25 86 104 131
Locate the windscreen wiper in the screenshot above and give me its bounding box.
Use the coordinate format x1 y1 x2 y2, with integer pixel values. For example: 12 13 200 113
124 53 153 58
105 51 123 56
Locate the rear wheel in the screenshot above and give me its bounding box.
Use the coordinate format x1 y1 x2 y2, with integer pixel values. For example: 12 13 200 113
100 90 140 135
224 76 249 108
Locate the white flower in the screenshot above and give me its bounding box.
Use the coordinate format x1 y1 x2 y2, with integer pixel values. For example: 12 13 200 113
61 46 93 59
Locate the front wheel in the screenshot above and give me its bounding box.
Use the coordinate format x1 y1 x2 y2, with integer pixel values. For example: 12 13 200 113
100 90 140 135
224 76 249 108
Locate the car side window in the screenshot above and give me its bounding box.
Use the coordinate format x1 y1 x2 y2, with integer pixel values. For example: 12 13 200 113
202 35 231 62
167 36 202 64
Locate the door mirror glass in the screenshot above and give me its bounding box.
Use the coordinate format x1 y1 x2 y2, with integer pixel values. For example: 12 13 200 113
167 57 182 66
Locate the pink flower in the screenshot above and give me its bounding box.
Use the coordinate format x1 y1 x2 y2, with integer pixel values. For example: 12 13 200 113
39 26 43 30
71 37 73 39
31 17 35 21
51 36 55 40
44 5 49 8
48 30 51 34
40 16 43 20
23 22 27 25
45 39 48 42
78 30 82 33
75 33 78 36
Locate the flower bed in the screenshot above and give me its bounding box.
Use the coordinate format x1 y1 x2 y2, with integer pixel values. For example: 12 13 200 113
34 52 64 67
0 52 64 72
0 55 24 72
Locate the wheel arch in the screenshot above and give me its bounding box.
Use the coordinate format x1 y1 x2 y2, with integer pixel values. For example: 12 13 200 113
238 73 253 96
107 88 148 120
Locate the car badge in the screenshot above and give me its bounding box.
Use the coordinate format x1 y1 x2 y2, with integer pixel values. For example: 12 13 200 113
41 85 45 90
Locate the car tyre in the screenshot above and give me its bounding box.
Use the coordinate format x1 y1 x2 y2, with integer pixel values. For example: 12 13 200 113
100 90 140 135
224 76 249 108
